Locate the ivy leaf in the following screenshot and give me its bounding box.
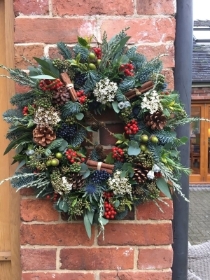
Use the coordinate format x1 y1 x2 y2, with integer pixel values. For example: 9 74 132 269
78 37 89 48
112 101 120 113
84 213 92 239
127 140 140 156
76 112 84 120
156 178 172 199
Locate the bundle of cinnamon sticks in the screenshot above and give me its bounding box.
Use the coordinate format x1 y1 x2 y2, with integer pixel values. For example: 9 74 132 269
86 160 114 174
125 81 154 100
60 72 78 102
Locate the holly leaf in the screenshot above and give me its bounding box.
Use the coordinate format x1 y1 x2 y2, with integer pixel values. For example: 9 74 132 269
76 113 84 120
127 140 140 156
105 152 114 164
156 178 172 199
78 37 89 48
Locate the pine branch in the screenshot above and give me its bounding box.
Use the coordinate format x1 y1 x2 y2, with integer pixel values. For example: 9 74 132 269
61 101 81 118
69 127 86 147
57 42 72 59
10 91 37 107
3 109 24 123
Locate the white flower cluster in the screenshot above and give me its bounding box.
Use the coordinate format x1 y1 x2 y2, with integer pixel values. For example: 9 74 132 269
34 107 61 125
141 90 163 114
108 170 132 196
118 101 131 110
93 78 118 104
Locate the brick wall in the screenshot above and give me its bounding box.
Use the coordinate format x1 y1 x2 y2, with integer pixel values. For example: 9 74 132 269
14 0 175 279
192 86 210 100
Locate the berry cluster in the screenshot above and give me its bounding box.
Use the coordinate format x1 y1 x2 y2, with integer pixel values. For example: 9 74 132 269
125 119 139 135
65 148 85 164
112 147 124 162
92 47 102 59
46 192 60 201
22 106 28 116
91 170 110 184
103 192 117 219
119 63 135 76
39 79 63 91
56 123 77 142
76 90 87 104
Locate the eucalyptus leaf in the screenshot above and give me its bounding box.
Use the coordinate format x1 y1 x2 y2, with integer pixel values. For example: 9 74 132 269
128 140 140 156
59 200 68 212
84 213 92 239
30 74 55 80
87 210 94 224
112 101 120 113
15 160 26 172
76 113 84 120
156 178 172 199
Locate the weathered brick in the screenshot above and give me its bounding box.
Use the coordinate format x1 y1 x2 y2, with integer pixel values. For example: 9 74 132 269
15 18 96 44
100 271 172 280
98 223 172 245
136 199 173 220
20 199 59 222
15 83 31 93
137 44 175 68
137 0 176 15
21 248 56 270
162 69 174 89
14 0 49 16
22 273 95 280
19 187 35 196
99 124 124 146
101 18 175 44
20 223 94 246
15 44 44 69
52 0 134 16
60 248 134 270
138 246 173 269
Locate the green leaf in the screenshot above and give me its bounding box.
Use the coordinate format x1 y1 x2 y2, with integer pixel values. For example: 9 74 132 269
120 170 127 178
4 132 31 155
113 133 126 141
86 126 94 132
127 140 140 156
120 54 129 64
80 163 90 179
30 74 55 80
45 149 52 156
76 113 84 120
15 160 26 172
105 152 114 164
78 37 89 48
84 213 92 238
114 200 120 208
87 210 94 224
33 57 59 78
112 101 120 113
179 136 188 144
59 200 68 212
156 178 172 199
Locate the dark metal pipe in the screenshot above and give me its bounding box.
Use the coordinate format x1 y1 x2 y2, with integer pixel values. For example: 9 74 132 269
172 1 193 279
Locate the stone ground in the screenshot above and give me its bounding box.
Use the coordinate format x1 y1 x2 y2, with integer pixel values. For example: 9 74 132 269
189 187 210 244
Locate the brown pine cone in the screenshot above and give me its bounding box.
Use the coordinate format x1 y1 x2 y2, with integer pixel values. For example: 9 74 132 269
69 173 85 190
144 110 166 130
52 86 70 105
33 125 56 147
133 165 150 184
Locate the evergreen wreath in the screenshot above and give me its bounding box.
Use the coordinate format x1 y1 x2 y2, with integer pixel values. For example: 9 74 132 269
0 29 191 238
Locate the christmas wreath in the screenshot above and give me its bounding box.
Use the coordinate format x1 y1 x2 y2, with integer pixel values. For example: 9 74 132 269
0 29 190 237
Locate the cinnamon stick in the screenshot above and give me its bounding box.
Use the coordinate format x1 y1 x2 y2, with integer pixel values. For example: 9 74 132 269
125 81 154 100
86 160 114 174
60 72 77 102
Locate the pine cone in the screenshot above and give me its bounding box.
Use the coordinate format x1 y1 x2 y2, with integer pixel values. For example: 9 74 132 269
52 86 70 105
144 110 166 130
69 173 85 190
33 125 56 147
133 165 149 184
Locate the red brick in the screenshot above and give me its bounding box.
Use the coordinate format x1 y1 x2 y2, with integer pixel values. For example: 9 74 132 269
22 273 95 280
137 44 175 68
162 69 174 89
101 18 175 44
21 248 56 270
52 0 134 16
15 18 96 44
138 246 173 269
100 271 172 280
15 44 44 69
20 199 59 222
136 199 173 220
20 223 94 246
98 223 172 245
137 0 176 15
14 0 49 16
19 187 35 196
60 248 134 270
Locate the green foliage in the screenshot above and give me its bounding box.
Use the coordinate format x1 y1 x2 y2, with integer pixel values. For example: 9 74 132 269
10 91 37 108
69 127 87 147
135 58 162 84
84 71 101 93
57 42 72 59
61 101 81 118
73 44 89 62
118 77 135 93
33 57 60 78
3 109 24 123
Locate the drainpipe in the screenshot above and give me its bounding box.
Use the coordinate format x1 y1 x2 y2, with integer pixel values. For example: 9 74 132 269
172 0 193 279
